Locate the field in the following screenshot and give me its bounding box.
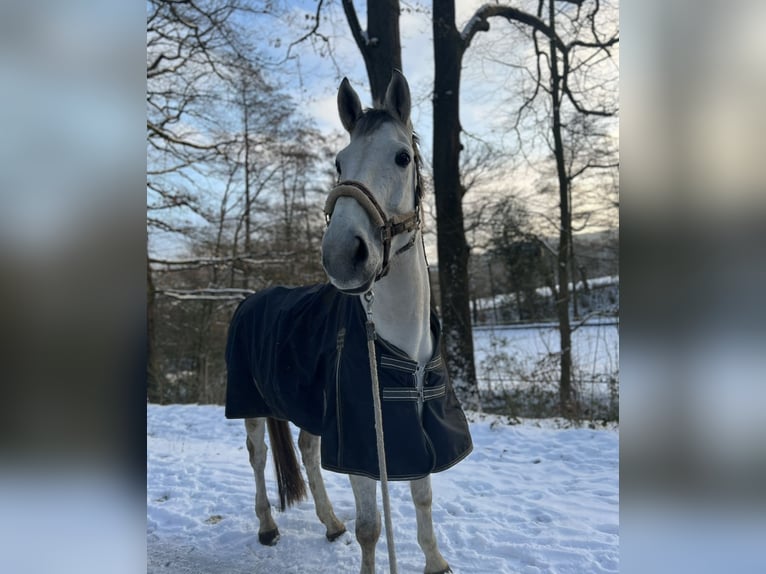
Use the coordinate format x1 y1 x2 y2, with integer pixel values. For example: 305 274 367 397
148 404 618 573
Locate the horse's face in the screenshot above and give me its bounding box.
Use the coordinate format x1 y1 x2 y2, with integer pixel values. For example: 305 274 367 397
322 71 418 294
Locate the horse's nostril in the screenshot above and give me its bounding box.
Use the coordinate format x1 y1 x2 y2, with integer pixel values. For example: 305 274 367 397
353 236 368 267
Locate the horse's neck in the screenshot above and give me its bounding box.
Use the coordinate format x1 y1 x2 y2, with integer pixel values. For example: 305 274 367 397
364 237 432 365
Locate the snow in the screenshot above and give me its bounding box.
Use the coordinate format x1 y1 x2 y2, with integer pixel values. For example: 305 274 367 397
472 322 619 417
147 404 618 573
460 5 491 42
474 322 619 384
472 276 619 317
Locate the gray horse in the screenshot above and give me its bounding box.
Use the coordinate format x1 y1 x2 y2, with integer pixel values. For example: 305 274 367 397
225 71 472 574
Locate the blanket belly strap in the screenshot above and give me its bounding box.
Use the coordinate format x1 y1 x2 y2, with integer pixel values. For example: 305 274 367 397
381 384 447 402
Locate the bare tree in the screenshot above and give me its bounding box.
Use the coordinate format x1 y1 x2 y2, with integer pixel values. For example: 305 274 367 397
507 0 618 417
147 0 252 400
146 0 334 403
432 0 618 415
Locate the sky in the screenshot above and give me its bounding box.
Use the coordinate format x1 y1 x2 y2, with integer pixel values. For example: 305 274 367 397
148 0 620 260
274 1 619 154
276 0 619 222
265 0 592 156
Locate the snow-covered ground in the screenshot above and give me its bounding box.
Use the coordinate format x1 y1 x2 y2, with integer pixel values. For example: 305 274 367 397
473 322 619 417
147 404 618 573
474 322 619 386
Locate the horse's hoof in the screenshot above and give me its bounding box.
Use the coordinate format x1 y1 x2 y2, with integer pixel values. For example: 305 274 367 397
326 526 347 542
426 567 452 574
258 528 280 546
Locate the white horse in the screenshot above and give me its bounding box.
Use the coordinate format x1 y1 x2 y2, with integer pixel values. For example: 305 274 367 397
231 71 468 574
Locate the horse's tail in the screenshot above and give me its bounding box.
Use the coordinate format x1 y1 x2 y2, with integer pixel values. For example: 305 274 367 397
266 417 307 511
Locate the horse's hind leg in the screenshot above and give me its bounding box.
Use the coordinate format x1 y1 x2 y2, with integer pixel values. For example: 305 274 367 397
297 430 346 541
349 474 380 574
411 476 451 574
245 417 280 545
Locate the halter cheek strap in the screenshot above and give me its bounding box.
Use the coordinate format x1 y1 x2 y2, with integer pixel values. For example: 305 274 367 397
324 180 420 281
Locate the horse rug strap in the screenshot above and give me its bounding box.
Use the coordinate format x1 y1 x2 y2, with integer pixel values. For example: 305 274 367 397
224 283 473 481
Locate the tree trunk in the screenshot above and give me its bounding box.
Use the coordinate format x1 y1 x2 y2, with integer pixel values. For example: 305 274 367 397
366 0 402 102
242 81 252 290
342 0 479 408
487 258 498 324
343 0 403 104
548 1 576 418
433 0 479 409
568 185 579 319
146 255 162 403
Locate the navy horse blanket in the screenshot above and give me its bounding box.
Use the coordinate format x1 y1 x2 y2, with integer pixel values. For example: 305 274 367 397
225 283 472 480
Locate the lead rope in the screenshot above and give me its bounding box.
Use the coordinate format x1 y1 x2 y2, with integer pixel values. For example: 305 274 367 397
363 290 398 574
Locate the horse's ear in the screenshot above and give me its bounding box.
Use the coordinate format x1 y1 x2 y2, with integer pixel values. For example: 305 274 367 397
338 77 363 133
384 69 411 125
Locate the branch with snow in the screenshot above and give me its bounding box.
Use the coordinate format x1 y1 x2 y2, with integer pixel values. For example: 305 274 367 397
149 253 294 272
157 288 254 301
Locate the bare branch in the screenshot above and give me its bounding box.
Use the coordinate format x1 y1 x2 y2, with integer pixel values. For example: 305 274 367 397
568 160 619 182
147 119 219 151
560 79 617 117
461 4 567 54
284 0 327 60
509 23 546 133
560 0 619 118
149 253 295 269
156 288 255 301
570 35 619 52
341 0 369 53
147 217 184 234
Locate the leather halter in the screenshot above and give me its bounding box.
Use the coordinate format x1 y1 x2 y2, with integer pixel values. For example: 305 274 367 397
324 179 421 281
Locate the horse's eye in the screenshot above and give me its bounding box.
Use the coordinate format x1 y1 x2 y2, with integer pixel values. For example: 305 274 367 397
395 150 411 167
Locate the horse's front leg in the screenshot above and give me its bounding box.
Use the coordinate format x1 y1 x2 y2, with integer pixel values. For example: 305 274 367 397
245 418 280 545
349 474 380 574
297 430 346 541
411 476 451 574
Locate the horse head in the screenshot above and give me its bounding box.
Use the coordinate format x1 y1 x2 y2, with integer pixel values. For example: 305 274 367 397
322 70 422 294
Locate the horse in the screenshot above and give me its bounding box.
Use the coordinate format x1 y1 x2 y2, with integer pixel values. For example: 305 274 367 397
224 70 472 574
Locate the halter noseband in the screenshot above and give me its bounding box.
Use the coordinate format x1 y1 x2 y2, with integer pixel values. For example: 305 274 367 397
324 179 421 281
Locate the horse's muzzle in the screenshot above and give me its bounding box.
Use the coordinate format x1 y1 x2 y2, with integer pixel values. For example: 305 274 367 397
325 180 420 282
